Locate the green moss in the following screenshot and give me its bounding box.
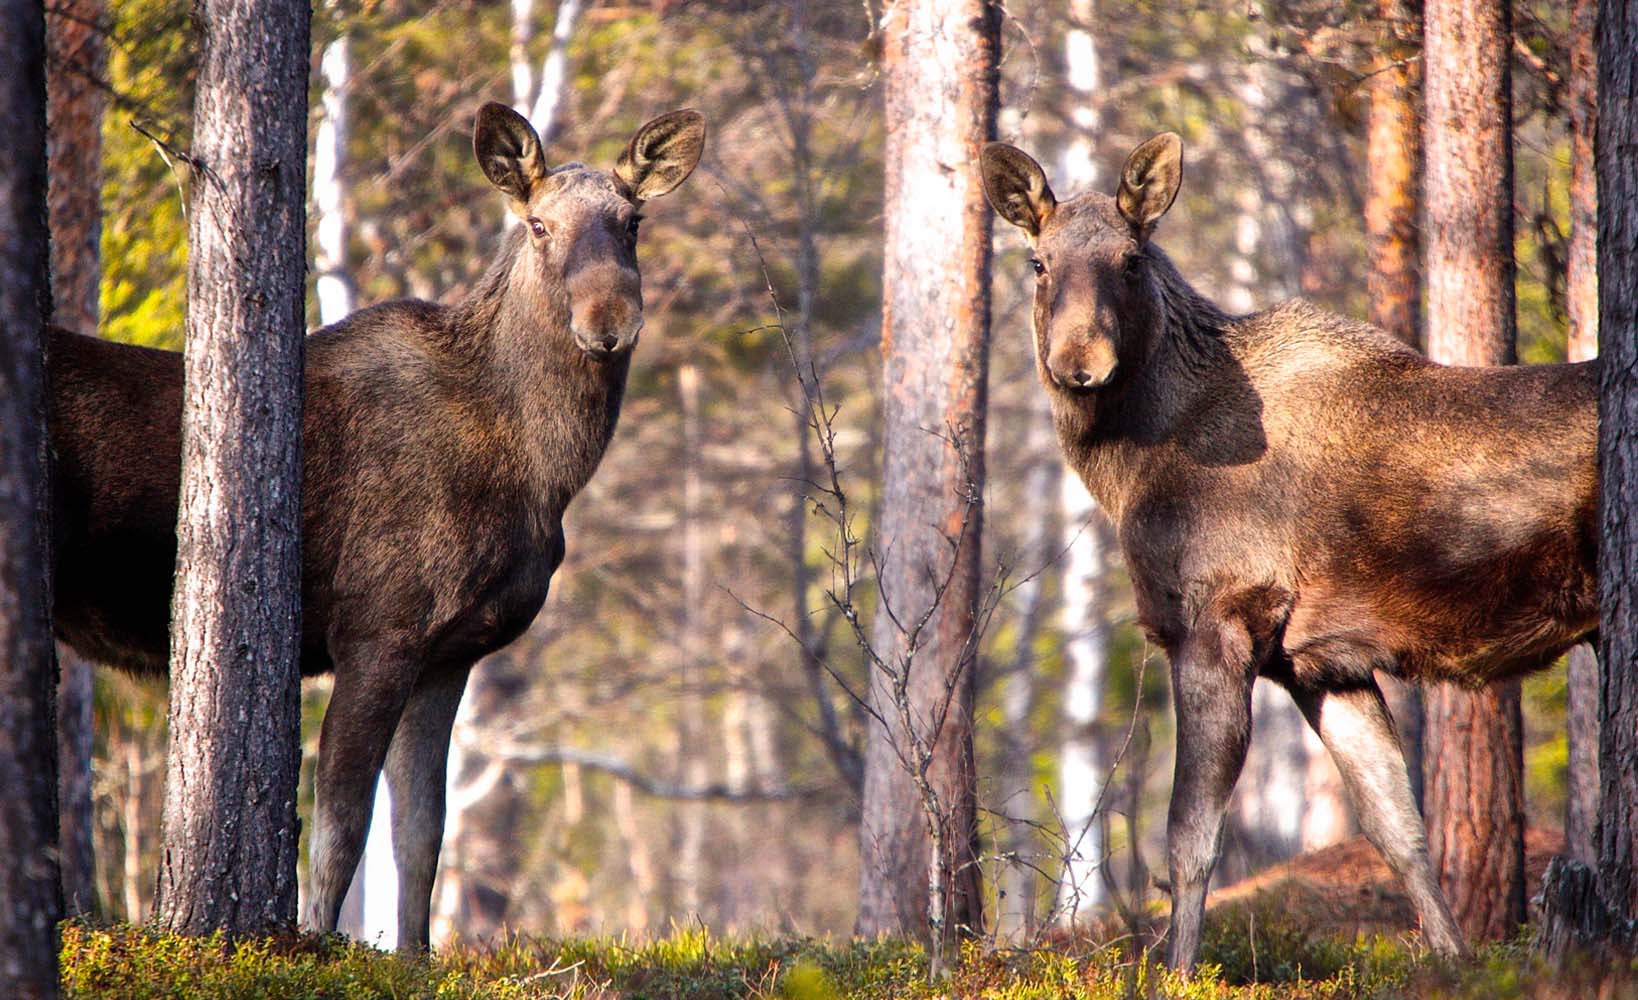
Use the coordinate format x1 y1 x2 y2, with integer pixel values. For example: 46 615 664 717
58 918 1638 999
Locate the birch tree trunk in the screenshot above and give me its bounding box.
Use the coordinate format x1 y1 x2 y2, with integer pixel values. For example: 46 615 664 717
435 0 580 941
45 0 105 920
1053 0 1113 924
1364 0 1425 812
1563 0 1600 870
855 0 997 954
1223 54 1348 876
674 361 709 918
1419 0 1526 943
0 1 62 990
154 0 309 935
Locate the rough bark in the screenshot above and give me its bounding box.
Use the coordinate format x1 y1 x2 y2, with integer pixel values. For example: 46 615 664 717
1418 0 1527 945
1365 0 1423 349
45 0 106 921
1595 0 1638 933
154 0 310 935
856 0 997 949
0 0 63 992
1564 0 1601 870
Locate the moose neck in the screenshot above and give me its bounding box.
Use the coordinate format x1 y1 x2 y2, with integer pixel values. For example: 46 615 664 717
1047 249 1234 523
451 227 630 514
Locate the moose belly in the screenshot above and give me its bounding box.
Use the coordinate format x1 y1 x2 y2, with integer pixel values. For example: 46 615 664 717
1286 525 1597 687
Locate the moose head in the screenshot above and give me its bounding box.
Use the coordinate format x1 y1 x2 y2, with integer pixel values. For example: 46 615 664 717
473 103 706 358
981 132 1184 395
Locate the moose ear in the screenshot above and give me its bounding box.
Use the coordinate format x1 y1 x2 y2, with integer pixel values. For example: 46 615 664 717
614 109 706 202
980 142 1057 239
474 102 548 207
1116 131 1183 236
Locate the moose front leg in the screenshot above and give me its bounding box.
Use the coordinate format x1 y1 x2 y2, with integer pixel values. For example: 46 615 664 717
305 654 417 936
1163 620 1258 971
383 664 470 952
1291 678 1470 959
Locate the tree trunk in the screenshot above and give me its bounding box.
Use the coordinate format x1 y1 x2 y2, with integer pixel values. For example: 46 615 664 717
45 0 106 921
154 0 309 936
434 5 580 941
1420 0 1525 943
1564 0 1601 870
1365 0 1423 350
674 361 709 919
1365 0 1426 811
0 0 63 992
1053 0 1115 925
1594 0 1638 935
1223 53 1351 877
856 0 997 952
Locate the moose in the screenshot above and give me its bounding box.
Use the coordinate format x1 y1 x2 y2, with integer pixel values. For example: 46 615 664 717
47 103 705 949
980 133 1598 969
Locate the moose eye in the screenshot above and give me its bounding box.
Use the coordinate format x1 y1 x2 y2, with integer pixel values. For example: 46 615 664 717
1029 257 1045 277
528 217 547 239
626 215 643 240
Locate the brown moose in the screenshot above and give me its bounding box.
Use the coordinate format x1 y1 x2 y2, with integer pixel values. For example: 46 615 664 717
981 132 1598 970
48 103 706 949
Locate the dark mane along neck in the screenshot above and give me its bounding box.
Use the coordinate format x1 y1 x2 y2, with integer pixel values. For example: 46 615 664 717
448 225 630 514
1051 245 1237 519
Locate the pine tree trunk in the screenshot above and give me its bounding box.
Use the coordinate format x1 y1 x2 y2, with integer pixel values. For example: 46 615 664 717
1420 0 1526 943
856 0 997 951
1365 0 1426 811
0 0 63 991
154 0 309 936
45 0 105 921
1594 0 1638 934
1564 0 1601 870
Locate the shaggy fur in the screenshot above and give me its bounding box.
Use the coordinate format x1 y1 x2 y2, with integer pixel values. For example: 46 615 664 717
982 134 1596 970
48 103 705 949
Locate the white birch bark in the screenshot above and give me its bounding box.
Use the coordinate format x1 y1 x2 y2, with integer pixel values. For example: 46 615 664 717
433 0 580 941
1054 0 1112 923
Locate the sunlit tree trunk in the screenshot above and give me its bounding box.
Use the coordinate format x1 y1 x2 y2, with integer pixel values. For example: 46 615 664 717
154 0 309 935
1563 0 1600 870
856 0 996 956
1053 0 1113 924
0 1 63 990
674 362 709 918
1365 0 1426 811
1419 0 1526 943
435 0 580 941
1223 53 1349 877
45 0 106 920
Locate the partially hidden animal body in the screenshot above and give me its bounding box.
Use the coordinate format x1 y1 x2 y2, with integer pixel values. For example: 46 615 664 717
980 133 1598 970
48 103 706 949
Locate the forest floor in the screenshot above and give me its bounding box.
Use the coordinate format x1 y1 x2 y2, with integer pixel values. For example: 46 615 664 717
59 831 1638 999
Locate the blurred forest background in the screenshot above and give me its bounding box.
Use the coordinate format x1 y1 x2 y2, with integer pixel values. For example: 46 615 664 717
75 0 1581 948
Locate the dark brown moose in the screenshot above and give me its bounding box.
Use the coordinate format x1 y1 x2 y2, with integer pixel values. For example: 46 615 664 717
981 133 1598 970
48 103 705 949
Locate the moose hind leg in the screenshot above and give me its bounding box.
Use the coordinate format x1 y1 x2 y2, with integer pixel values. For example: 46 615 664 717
1290 678 1470 959
384 664 470 951
305 657 416 935
1164 623 1258 971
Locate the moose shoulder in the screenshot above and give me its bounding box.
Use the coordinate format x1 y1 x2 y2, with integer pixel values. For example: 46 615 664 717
981 134 1597 970
48 103 706 950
